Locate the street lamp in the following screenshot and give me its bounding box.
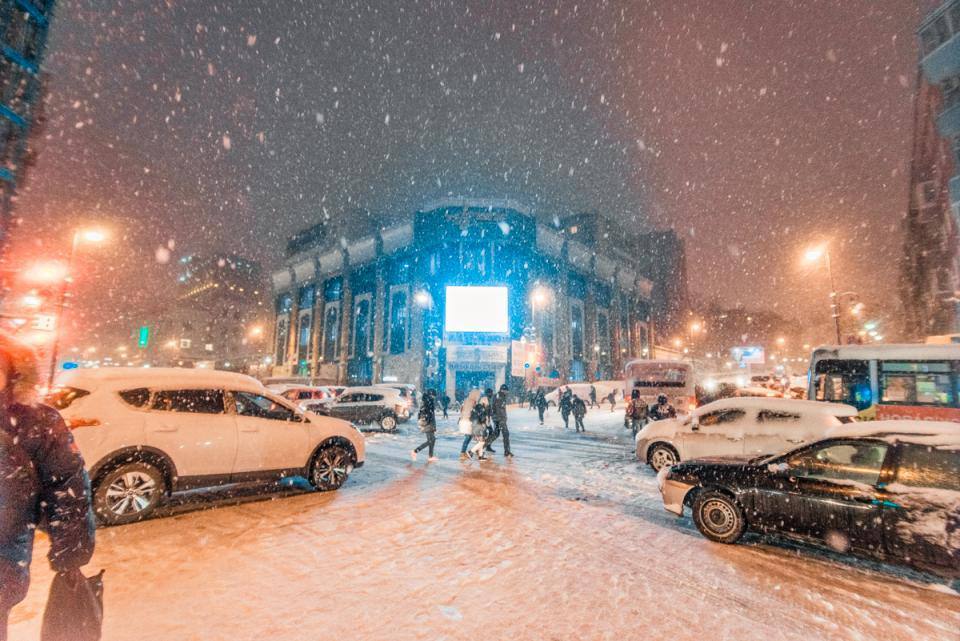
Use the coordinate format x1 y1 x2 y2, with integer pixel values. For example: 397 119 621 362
803 243 842 344
46 227 109 388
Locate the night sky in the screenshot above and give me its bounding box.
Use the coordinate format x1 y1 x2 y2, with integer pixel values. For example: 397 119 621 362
8 0 935 343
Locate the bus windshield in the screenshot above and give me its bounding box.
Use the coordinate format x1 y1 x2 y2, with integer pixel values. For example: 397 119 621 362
813 359 872 411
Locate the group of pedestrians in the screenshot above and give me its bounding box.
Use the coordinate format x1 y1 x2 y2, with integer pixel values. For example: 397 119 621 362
410 385 514 462
624 389 677 436
556 387 588 432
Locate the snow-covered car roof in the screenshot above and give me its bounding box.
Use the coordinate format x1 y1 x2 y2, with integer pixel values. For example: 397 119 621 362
811 343 960 361
824 420 960 448
694 397 857 417
57 367 267 394
340 386 404 399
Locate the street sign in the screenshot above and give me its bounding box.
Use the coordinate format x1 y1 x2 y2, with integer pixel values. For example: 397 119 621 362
731 346 765 365
138 325 150 349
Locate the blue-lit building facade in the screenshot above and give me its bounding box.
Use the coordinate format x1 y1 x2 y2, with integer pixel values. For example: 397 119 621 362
0 0 56 248
270 200 661 398
901 0 960 338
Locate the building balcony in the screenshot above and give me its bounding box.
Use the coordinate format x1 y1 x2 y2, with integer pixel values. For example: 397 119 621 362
938 101 960 138
922 34 960 85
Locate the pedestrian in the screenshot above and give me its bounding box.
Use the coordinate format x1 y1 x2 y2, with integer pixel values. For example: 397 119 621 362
470 392 491 459
625 388 648 436
440 392 450 419
535 389 548 425
649 394 677 421
486 384 514 457
0 331 96 641
558 387 573 429
459 389 480 460
589 384 597 408
606 389 617 412
572 394 587 432
411 389 438 461
482 388 496 454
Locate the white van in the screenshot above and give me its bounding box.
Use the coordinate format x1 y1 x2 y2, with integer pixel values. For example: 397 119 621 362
623 359 696 414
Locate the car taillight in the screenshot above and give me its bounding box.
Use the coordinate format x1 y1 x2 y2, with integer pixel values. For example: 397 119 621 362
65 418 101 429
688 396 697 410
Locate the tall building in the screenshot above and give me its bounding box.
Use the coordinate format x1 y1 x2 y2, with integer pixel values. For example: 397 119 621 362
0 0 57 251
900 0 960 339
150 254 269 370
269 200 679 398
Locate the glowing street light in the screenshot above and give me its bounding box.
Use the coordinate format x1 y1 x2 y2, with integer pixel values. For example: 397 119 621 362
46 227 110 388
414 290 432 306
802 242 842 344
21 293 43 308
248 325 265 339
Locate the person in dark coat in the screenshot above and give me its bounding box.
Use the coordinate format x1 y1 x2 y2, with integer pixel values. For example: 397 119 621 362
649 394 677 421
572 395 587 432
535 389 548 425
588 385 597 408
625 388 649 436
558 387 573 429
606 389 617 412
0 332 95 641
485 384 513 457
440 393 451 419
411 389 438 461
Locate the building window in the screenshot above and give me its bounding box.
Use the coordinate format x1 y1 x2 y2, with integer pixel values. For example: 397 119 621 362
570 300 585 360
353 295 372 358
274 317 289 366
298 284 316 310
322 303 339 362
596 310 610 359
297 310 312 369
388 288 408 355
323 277 343 302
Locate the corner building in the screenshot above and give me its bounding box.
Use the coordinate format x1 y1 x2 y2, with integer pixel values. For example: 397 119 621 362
270 200 662 399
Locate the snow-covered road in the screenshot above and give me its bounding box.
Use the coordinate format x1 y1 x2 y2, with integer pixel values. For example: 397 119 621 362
9 407 959 641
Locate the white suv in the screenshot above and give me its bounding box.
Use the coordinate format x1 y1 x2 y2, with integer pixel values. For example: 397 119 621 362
636 397 857 472
48 367 366 525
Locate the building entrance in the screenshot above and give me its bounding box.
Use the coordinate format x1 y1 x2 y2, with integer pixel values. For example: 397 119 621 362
454 370 495 401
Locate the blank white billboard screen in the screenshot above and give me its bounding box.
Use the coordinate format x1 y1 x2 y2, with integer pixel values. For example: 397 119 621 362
445 286 508 333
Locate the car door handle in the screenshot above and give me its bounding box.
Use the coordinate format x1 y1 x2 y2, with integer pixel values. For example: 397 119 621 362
239 426 259 433
154 426 178 433
786 438 805 444
726 437 742 441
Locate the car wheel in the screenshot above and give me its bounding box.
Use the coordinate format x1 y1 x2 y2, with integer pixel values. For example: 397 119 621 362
310 445 353 491
648 443 679 472
93 461 165 526
379 413 398 430
692 491 746 544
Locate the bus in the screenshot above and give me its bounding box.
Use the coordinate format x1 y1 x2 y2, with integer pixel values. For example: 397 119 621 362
623 359 696 414
808 344 960 421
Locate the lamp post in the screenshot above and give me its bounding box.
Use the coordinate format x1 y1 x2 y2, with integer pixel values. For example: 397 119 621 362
804 244 842 345
46 228 108 388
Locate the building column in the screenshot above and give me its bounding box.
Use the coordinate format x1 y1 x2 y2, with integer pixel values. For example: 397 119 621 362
409 281 426 389
371 264 387 383
309 283 323 379
286 291 299 376
585 288 598 381
337 262 353 385
611 279 624 375
555 268 571 383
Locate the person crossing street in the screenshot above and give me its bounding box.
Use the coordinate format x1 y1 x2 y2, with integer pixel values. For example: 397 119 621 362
411 389 438 461
485 384 514 457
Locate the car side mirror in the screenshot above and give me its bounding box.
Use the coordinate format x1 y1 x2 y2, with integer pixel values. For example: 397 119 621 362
690 418 699 432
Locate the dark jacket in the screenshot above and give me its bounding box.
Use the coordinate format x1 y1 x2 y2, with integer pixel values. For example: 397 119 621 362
572 397 587 418
492 391 508 424
649 403 677 421
558 390 573 415
0 403 95 610
535 392 548 410
418 393 437 432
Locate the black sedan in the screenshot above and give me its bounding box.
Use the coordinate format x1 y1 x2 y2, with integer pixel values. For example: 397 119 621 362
658 426 960 578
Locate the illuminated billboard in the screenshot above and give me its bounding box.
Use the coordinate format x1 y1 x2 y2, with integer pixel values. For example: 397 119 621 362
445 286 508 333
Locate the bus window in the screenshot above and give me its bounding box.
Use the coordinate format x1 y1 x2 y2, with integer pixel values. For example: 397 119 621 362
879 361 954 407
813 359 871 411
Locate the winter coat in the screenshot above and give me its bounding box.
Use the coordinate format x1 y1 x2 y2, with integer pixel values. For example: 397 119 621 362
559 391 572 415
418 394 437 432
459 390 481 435
572 397 587 418
470 398 490 436
492 391 508 424
649 403 677 421
535 392 548 410
0 402 96 611
626 398 648 420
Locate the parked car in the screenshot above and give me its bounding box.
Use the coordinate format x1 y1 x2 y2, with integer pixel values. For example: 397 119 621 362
277 385 343 410
636 397 858 472
658 421 960 579
373 383 418 410
310 385 411 430
47 367 366 525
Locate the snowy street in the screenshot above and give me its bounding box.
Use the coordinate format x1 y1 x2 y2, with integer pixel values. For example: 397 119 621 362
8 407 959 641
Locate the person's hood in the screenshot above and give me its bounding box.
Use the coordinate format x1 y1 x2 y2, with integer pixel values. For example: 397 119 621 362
0 331 40 406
